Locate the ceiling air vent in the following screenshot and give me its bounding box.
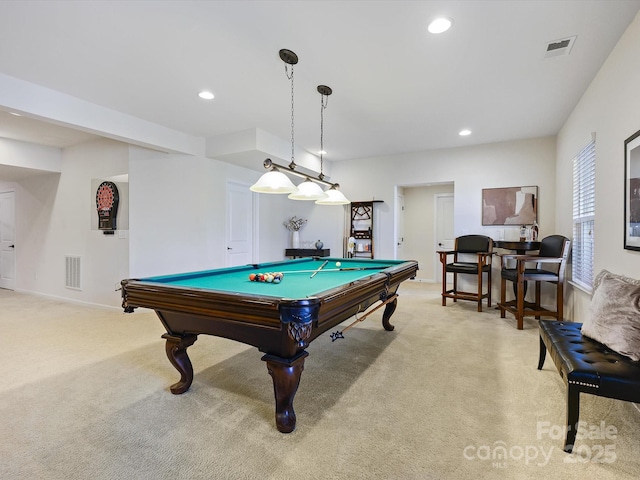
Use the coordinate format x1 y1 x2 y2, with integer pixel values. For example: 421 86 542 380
544 35 576 58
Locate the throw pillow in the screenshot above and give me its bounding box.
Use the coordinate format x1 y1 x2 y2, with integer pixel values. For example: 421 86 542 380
581 269 640 362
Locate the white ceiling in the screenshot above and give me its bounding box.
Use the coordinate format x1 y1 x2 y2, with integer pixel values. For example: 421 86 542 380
0 0 639 167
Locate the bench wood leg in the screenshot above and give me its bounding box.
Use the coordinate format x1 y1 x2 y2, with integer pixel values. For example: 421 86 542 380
537 335 547 370
476 269 482 312
565 385 580 453
500 277 506 318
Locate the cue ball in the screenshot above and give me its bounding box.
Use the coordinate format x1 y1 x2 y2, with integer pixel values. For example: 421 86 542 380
336 261 342 267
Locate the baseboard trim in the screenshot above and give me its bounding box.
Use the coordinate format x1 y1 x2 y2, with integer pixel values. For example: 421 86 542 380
13 288 122 312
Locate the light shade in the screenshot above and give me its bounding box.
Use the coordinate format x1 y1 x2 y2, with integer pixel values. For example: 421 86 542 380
250 170 297 194
288 179 329 201
315 187 351 205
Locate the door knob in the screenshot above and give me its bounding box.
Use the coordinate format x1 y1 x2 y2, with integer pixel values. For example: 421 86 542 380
8 244 14 248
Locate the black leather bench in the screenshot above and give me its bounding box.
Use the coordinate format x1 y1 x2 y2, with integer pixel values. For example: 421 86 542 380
537 320 640 453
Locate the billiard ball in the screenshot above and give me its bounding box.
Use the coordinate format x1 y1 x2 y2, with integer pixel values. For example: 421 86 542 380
249 273 256 281
336 261 342 267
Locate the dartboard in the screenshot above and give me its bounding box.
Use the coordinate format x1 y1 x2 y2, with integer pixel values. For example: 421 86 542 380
96 181 119 231
96 182 116 211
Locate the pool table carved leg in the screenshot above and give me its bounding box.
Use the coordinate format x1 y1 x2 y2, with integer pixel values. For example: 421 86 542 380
162 333 198 394
262 351 309 433
381 296 398 331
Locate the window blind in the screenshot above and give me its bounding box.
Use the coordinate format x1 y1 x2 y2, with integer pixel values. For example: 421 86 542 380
572 140 596 290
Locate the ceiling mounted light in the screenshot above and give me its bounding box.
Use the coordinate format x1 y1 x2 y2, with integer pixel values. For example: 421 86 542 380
198 91 214 100
459 129 472 136
428 17 452 34
250 49 348 205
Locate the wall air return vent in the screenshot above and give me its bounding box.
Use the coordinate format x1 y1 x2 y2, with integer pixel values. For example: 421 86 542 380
545 35 576 58
65 255 82 290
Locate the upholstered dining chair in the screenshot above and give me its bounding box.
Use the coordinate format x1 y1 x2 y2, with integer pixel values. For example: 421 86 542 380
497 235 571 330
438 235 493 312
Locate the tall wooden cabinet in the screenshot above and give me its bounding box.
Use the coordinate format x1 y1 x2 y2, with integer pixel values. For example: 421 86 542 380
349 200 382 259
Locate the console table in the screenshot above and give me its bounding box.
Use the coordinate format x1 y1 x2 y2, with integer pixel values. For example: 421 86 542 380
285 248 330 258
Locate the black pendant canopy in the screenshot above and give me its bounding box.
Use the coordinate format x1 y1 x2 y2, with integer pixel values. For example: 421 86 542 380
279 49 298 65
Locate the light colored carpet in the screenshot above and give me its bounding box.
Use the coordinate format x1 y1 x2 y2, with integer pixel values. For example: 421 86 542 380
1 282 639 479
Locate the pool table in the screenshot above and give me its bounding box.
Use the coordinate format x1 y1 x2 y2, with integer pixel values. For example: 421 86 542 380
121 257 418 433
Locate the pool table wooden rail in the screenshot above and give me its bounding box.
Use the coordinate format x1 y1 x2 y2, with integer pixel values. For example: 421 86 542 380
120 259 417 432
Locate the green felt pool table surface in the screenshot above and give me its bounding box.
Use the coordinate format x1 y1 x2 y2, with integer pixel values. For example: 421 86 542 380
121 256 418 433
140 257 405 298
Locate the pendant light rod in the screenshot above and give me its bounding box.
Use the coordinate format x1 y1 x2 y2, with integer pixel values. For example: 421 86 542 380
279 49 298 170
261 158 339 189
317 84 332 181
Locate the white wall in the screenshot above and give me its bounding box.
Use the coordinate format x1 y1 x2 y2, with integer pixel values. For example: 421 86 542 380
11 138 129 307
4 11 638 314
127 148 346 278
556 10 640 321
0 137 62 172
0 138 346 308
329 136 556 303
331 136 557 258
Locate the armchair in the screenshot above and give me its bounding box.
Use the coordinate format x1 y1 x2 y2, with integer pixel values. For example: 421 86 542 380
438 235 493 312
497 235 570 329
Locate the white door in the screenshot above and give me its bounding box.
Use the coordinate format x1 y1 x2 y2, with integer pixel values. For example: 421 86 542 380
226 182 254 267
435 193 455 283
0 191 16 290
396 193 405 259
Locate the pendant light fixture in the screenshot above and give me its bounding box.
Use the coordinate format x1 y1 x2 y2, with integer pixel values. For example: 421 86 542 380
250 49 348 204
314 85 350 205
250 49 299 194
289 83 332 201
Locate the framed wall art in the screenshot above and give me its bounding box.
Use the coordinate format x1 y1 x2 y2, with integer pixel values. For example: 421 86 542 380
482 186 538 226
624 129 640 251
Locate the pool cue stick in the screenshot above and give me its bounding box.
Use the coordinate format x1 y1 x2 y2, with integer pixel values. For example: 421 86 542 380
310 260 329 278
274 266 387 275
330 294 399 341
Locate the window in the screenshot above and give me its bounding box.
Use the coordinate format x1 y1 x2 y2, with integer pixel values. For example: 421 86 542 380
572 139 595 291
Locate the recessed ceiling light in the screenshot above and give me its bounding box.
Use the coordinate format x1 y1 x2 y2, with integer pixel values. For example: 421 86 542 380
198 91 215 100
459 129 471 136
428 17 452 34
319 150 327 155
